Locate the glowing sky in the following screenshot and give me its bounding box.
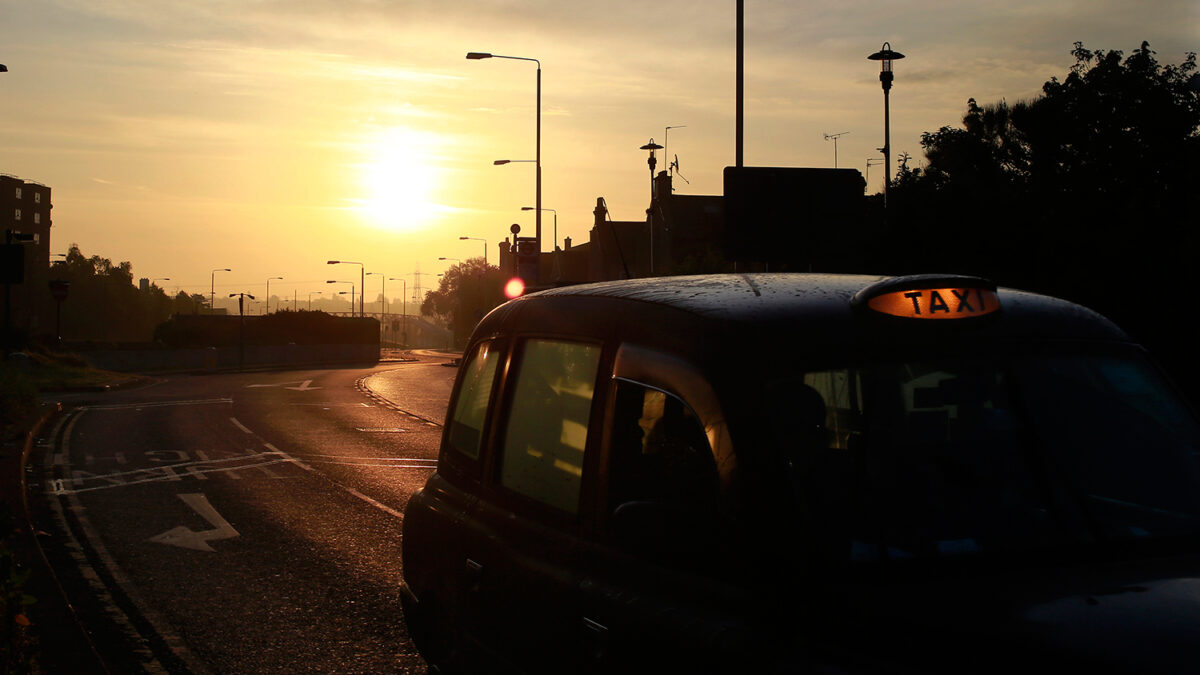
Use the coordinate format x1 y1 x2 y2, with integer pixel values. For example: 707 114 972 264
1 0 1194 312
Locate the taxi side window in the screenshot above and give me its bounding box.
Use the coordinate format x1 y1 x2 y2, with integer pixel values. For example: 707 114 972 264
607 380 718 514
446 340 500 460
498 339 602 515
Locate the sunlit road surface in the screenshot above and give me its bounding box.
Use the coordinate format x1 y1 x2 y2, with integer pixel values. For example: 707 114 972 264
31 355 459 673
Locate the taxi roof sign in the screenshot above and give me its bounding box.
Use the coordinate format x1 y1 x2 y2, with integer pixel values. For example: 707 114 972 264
852 275 1000 320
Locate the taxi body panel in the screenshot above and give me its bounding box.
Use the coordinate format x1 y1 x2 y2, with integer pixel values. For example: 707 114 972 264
401 273 1200 674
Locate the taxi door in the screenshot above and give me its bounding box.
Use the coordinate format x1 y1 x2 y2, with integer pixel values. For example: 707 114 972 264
575 346 749 671
462 336 607 672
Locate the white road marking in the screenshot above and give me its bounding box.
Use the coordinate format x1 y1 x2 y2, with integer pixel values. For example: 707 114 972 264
345 488 405 519
81 398 232 410
229 417 253 434
149 493 241 552
245 380 321 390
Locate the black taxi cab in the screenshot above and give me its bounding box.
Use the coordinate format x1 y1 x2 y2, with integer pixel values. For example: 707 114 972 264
400 273 1200 674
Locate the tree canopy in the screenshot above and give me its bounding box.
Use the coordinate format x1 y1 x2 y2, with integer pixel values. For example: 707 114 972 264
884 41 1200 397
420 258 506 347
49 244 204 343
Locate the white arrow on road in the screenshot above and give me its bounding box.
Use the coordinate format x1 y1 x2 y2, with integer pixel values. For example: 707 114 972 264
149 493 240 552
245 379 321 391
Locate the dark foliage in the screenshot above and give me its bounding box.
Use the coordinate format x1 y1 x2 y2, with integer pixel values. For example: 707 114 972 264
420 258 506 347
48 244 206 344
883 41 1200 396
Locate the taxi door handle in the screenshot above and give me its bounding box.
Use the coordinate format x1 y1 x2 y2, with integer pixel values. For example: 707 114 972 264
465 558 483 591
583 616 609 660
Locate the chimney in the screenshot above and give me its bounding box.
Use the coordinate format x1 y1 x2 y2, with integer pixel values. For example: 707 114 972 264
564 236 572 250
593 197 608 228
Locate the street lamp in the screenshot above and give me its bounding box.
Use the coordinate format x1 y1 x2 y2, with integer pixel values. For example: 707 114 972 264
211 268 230 312
439 257 460 262
460 236 487 265
868 42 905 208
308 291 322 311
389 277 407 346
326 280 355 315
367 271 386 315
327 260 364 316
468 51 542 256
265 276 282 314
521 207 556 251
866 157 885 193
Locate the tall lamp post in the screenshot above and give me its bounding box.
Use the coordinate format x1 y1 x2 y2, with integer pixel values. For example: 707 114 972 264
389 277 407 346
520 207 556 251
467 51 542 256
326 280 355 315
327 260 364 316
866 157 885 193
366 271 386 315
308 291 322 311
211 268 230 312
459 236 487 265
265 276 282 314
868 42 905 208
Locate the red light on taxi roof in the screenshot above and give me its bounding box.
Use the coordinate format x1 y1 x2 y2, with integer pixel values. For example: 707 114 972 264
504 277 526 299
866 287 999 319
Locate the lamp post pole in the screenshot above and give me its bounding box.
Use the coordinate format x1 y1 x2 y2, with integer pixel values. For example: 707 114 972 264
367 272 385 316
308 291 322 311
211 268 230 313
389 278 407 345
326 280 355 315
467 52 542 256
460 236 487 265
266 276 282 314
328 260 364 316
868 43 905 208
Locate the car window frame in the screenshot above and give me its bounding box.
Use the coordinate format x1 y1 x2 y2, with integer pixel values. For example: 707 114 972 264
590 343 734 538
438 336 510 489
480 332 613 529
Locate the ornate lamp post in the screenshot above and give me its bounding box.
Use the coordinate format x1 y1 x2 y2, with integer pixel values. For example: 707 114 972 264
868 42 905 208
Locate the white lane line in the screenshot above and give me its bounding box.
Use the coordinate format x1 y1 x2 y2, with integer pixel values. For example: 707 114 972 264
229 417 253 434
81 398 233 411
345 488 405 518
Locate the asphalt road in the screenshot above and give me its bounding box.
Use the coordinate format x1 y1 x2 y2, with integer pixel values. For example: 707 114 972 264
28 354 459 674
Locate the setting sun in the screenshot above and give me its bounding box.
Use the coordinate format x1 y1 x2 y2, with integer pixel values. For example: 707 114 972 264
354 126 445 232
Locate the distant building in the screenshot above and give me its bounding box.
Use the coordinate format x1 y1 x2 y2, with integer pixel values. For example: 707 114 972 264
1 174 53 340
497 165 867 286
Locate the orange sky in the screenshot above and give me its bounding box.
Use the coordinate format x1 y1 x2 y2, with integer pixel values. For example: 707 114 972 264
1 1 1194 313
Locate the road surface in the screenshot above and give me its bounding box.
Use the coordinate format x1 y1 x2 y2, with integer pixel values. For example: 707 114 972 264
29 354 459 673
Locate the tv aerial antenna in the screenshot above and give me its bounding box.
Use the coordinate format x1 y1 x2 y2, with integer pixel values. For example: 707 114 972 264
669 155 690 185
665 125 686 180
823 131 849 168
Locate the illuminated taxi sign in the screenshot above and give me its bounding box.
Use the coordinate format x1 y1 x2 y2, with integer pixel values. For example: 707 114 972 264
853 275 1000 320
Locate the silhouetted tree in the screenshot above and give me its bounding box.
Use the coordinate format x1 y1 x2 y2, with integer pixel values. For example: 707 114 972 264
886 41 1200 397
49 244 186 343
421 258 506 347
